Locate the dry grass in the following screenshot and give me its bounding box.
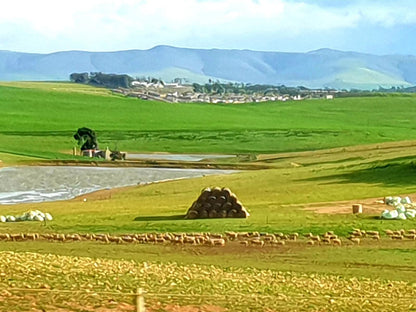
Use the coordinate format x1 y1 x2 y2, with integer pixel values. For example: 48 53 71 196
1 251 415 311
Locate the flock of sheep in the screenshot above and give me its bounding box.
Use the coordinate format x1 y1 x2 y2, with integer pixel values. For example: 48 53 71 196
1 228 415 247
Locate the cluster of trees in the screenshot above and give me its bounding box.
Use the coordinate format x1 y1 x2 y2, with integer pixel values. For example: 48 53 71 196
375 85 416 93
336 85 416 98
70 72 133 89
192 82 319 96
193 81 416 96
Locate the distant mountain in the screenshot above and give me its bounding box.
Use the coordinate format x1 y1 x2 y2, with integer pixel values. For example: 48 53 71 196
1 45 416 90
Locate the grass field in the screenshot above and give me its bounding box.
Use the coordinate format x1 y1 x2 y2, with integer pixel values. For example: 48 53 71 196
1 82 416 160
1 82 416 311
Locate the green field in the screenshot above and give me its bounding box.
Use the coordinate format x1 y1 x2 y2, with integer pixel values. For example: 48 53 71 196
1 82 416 160
1 82 416 311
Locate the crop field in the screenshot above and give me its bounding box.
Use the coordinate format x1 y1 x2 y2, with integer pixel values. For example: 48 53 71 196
0 82 416 311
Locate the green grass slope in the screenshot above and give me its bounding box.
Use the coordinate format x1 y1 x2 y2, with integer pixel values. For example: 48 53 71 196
328 67 412 90
1 82 416 161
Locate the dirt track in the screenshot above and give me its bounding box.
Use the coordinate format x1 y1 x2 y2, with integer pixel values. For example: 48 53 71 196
303 193 416 214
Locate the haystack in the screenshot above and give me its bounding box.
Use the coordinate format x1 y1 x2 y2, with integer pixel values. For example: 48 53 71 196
185 187 250 219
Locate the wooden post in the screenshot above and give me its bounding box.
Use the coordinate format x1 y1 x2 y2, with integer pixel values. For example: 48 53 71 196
136 288 145 312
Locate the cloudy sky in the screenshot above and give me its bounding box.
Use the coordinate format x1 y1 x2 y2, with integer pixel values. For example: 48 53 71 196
1 0 416 55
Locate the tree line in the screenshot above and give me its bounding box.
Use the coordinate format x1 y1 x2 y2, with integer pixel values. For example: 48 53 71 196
70 72 133 89
192 82 322 96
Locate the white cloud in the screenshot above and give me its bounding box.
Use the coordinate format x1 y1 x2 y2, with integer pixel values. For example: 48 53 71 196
356 3 416 27
0 0 416 53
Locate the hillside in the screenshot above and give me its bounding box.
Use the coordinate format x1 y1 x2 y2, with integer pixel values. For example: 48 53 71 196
1 46 416 89
1 82 416 161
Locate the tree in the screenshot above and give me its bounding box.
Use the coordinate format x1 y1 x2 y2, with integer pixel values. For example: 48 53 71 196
192 83 203 93
70 72 89 83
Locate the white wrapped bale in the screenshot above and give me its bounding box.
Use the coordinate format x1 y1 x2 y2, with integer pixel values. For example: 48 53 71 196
2 210 52 223
34 215 44 222
397 213 407 220
396 204 406 213
45 213 53 221
6 215 16 222
381 196 414 220
381 209 398 219
402 196 412 204
405 209 416 218
392 197 402 205
384 196 393 205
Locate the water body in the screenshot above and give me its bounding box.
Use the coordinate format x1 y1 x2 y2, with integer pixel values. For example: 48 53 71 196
0 166 235 205
127 153 235 162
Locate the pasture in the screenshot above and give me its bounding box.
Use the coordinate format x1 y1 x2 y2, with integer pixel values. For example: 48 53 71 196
1 82 416 160
0 82 416 311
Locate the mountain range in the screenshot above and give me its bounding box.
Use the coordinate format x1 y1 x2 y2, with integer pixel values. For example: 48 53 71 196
1 45 416 90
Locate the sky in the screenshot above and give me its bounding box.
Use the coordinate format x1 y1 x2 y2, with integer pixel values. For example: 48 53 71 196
1 0 416 55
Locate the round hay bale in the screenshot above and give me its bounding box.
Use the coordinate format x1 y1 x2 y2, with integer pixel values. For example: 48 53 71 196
208 210 218 218
202 202 212 210
212 186 222 197
233 201 243 211
196 198 204 205
193 202 203 212
352 204 362 214
198 188 212 202
222 202 233 211
213 202 223 211
200 209 209 218
219 210 227 218
222 187 232 197
229 194 238 204
227 209 237 218
242 208 250 217
201 187 211 193
236 209 249 218
186 210 198 219
216 195 227 204
208 195 217 204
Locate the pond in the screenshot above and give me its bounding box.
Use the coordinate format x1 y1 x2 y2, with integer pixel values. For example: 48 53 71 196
127 153 235 161
0 166 236 205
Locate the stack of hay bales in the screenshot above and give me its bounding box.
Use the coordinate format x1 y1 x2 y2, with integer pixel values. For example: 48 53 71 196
185 187 249 219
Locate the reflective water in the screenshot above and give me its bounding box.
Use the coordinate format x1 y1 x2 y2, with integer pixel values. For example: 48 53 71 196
127 153 234 161
0 166 235 205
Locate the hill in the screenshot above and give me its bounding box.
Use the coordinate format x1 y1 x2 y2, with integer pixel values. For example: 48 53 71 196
1 46 416 89
1 82 416 161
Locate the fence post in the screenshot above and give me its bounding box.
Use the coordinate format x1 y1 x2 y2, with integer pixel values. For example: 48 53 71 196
136 287 145 312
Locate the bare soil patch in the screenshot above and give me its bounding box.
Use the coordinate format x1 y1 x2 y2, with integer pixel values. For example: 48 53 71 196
302 193 416 214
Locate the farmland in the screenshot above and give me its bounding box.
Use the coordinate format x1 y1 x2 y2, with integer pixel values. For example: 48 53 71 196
1 82 416 160
0 82 416 311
